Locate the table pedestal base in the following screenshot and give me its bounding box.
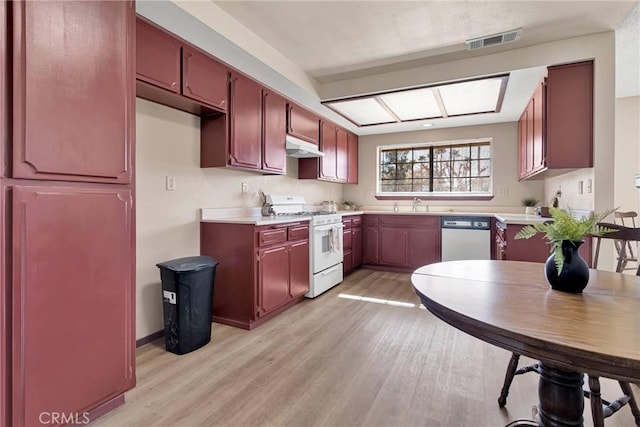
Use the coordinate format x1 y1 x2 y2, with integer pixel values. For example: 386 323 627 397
537 362 584 427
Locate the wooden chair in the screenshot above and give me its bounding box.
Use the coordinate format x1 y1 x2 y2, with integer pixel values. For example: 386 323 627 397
611 212 638 273
498 223 640 426
593 221 640 275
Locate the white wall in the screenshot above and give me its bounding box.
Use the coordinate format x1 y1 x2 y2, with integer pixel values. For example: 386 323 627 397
344 122 544 212
614 96 640 214
136 98 343 339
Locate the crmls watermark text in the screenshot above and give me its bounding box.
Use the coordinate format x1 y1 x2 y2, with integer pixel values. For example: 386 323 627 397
39 412 90 425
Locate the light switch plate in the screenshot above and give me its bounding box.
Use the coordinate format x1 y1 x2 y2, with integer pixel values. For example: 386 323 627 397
166 176 176 191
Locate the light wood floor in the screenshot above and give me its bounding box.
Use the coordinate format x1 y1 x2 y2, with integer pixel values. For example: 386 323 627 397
94 269 638 427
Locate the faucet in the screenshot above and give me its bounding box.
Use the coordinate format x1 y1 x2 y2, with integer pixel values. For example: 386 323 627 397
412 197 421 212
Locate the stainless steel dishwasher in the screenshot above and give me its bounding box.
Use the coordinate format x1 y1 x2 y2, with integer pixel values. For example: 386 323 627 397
441 216 491 261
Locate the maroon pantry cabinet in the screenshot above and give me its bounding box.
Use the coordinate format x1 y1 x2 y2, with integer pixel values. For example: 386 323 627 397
1 1 136 426
11 185 134 427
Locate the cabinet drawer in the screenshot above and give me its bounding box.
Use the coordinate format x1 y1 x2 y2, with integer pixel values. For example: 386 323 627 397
288 224 309 241
258 228 287 246
351 216 362 227
379 215 439 228
342 218 352 229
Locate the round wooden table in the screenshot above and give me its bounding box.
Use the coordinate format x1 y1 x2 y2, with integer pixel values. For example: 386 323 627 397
411 260 640 427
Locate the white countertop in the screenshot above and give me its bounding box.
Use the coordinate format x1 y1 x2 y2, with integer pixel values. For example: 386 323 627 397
201 208 551 226
494 213 551 225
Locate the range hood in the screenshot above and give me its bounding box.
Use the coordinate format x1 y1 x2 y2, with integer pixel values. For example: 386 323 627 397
285 135 325 158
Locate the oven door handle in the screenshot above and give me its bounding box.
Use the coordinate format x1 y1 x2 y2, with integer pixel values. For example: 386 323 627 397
313 224 344 232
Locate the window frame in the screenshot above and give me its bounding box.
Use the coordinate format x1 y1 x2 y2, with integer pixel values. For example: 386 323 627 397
375 138 494 201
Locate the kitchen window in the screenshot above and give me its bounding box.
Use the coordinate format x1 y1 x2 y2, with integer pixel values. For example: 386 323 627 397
377 140 492 199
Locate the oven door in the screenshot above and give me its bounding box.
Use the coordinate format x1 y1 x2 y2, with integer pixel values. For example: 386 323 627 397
312 223 344 274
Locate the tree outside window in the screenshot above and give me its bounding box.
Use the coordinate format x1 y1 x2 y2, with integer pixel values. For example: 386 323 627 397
379 141 491 194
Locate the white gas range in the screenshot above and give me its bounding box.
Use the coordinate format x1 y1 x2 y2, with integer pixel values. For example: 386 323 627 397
266 195 344 298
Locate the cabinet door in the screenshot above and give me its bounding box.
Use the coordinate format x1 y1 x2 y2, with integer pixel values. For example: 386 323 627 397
335 127 348 182
379 226 409 266
525 99 535 176
257 245 290 316
343 228 352 250
182 45 228 111
532 82 545 172
262 89 287 173
407 227 440 267
546 61 593 169
229 73 262 170
12 1 133 183
12 185 134 427
352 226 363 268
363 220 379 265
518 111 527 180
288 240 310 298
343 249 353 274
506 225 551 262
287 104 319 144
0 185 6 427
347 132 359 184
136 17 181 93
319 121 337 180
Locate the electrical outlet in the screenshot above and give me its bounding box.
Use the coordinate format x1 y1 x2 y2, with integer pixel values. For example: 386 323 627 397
166 176 176 191
578 180 583 194
365 190 372 198
587 179 592 193
498 188 509 197
241 182 248 194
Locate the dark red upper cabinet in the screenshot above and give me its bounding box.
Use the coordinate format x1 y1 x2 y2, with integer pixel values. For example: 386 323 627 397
546 61 593 169
287 104 320 145
347 132 358 184
12 1 133 183
182 45 228 112
136 16 181 93
11 184 134 427
320 121 337 180
336 127 348 182
229 73 262 170
262 89 287 174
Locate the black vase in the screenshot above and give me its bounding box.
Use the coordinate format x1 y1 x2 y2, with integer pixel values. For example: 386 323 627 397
544 240 590 293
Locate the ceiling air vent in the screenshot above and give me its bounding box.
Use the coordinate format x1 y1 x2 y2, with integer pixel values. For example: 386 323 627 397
466 28 523 51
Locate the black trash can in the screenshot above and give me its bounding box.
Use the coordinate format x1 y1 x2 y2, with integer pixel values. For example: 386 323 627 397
156 256 218 355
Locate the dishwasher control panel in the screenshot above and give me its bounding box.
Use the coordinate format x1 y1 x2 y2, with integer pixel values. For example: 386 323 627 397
441 216 490 230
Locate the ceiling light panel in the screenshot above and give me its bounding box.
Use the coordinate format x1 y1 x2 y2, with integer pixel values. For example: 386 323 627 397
327 98 397 125
378 88 442 120
438 78 503 116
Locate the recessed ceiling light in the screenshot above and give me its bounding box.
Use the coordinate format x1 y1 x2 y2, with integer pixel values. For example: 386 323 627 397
322 74 508 127
422 123 434 128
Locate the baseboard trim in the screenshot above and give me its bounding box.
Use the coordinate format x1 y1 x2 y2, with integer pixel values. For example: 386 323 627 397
84 393 125 425
136 330 164 348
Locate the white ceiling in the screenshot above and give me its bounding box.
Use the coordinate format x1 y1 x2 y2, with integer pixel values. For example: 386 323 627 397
210 0 639 134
